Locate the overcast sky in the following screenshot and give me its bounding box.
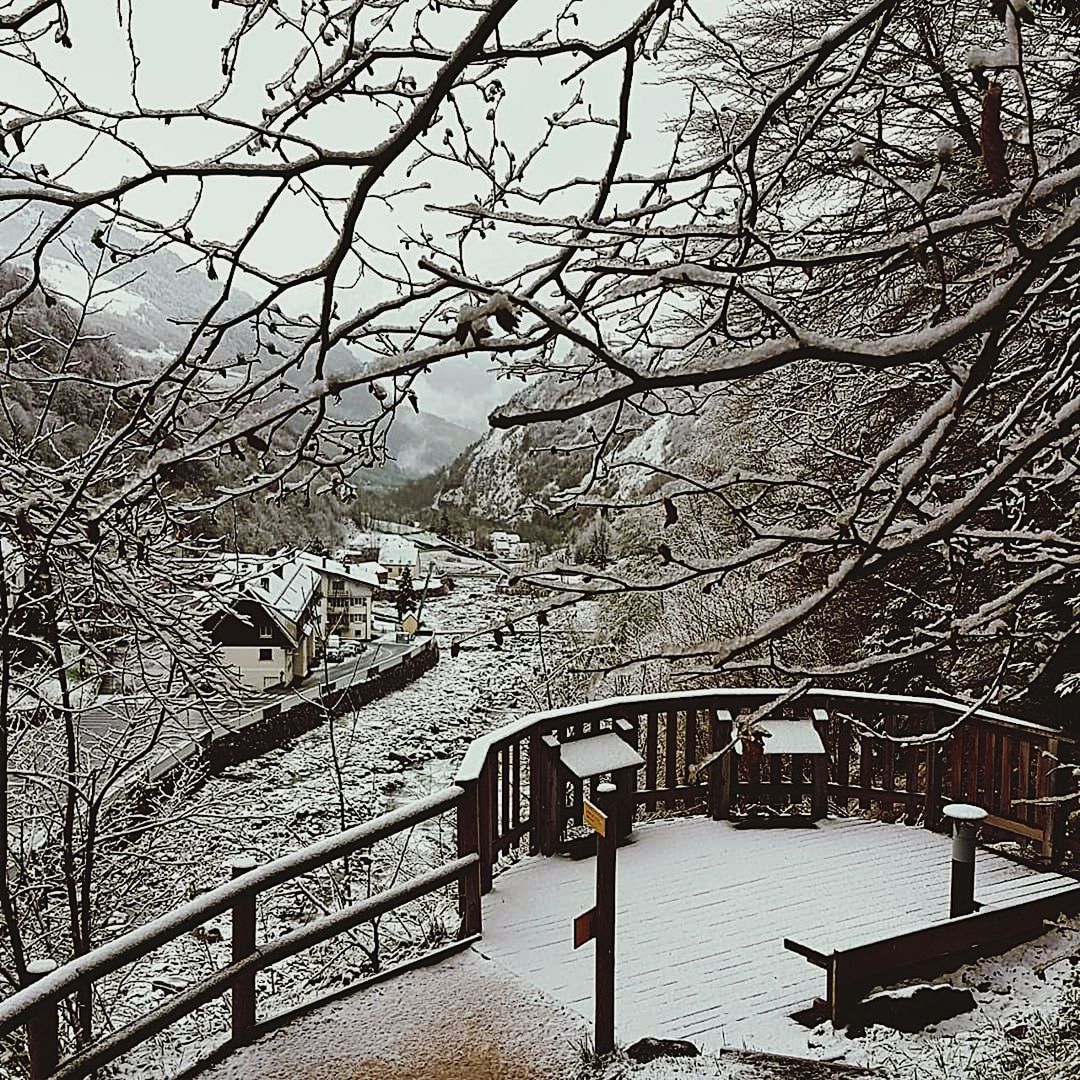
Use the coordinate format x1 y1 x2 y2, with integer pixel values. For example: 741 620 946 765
0 1 698 430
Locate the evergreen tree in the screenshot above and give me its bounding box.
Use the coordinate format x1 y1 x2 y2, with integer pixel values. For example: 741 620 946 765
396 566 418 619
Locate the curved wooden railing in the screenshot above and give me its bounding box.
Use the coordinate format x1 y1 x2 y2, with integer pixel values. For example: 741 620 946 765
454 688 1078 895
0 786 479 1080
3 687 1075 1078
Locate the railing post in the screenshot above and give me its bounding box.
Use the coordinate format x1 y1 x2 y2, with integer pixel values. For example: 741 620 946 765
613 718 637 839
811 708 829 822
24 959 58 1080
230 856 258 1039
456 779 483 936
478 758 495 892
709 709 734 820
528 731 543 855
538 734 561 857
924 737 944 831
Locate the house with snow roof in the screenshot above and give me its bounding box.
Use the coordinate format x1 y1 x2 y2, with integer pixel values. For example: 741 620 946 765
377 537 421 583
206 555 321 691
297 553 379 643
489 530 521 558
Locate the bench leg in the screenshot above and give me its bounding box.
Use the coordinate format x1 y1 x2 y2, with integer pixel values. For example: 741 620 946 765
828 955 858 1028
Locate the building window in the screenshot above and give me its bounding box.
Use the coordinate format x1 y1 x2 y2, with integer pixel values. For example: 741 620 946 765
258 621 272 639
259 648 273 661
331 579 345 594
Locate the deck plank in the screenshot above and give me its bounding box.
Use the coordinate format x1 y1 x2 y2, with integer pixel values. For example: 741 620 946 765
479 816 1077 1054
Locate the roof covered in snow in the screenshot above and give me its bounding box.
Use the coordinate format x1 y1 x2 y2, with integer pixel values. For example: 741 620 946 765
378 537 419 566
213 555 320 629
296 552 380 590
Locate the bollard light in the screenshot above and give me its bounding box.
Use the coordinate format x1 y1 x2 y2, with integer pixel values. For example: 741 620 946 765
943 803 987 918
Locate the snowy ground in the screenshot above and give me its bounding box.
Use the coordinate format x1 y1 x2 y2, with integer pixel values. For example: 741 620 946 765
197 948 590 1080
10 573 1079 1079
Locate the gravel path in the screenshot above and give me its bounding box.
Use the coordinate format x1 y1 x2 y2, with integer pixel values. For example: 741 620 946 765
194 948 590 1080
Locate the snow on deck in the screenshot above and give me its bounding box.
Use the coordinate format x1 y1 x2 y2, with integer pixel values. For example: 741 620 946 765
477 816 1070 1057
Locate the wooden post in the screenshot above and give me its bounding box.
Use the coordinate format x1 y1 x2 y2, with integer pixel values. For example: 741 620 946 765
528 731 543 855
811 708 829 822
828 954 857 1028
25 959 58 1080
478 758 495 892
456 779 483 936
709 709 734 820
539 735 562 857
231 856 258 1039
924 739 944 831
594 782 618 1056
614 719 637 839
614 767 635 842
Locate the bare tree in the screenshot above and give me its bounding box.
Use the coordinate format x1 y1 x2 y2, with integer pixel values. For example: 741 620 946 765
2 2 1080 1055
445 0 1080 715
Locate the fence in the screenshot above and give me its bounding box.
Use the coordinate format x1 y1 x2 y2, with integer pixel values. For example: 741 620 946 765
454 688 1077 893
0 787 478 1080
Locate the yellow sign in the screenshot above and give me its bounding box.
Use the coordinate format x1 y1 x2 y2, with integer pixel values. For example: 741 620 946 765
401 613 419 634
582 798 607 838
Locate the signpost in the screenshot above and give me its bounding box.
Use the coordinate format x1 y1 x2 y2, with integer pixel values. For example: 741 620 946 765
572 782 618 1055
583 797 607 838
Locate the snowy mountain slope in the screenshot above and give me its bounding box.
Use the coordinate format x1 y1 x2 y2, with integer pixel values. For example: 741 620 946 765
0 211 477 478
440 369 741 518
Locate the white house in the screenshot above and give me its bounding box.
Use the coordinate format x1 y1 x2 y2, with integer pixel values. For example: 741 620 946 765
207 555 321 691
490 530 521 558
0 536 27 596
297 553 380 643
509 540 533 562
377 537 421 583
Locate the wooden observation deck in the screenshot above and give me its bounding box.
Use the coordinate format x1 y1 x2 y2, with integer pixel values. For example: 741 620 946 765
2 688 1078 1078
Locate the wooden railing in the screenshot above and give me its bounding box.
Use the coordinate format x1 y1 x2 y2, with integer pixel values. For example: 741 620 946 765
454 688 1077 892
0 786 480 1080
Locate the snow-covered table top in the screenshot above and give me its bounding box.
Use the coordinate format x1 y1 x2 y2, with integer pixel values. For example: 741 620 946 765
557 732 645 780
736 718 826 756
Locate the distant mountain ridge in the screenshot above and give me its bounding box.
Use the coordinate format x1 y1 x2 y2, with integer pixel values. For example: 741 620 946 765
0 211 478 479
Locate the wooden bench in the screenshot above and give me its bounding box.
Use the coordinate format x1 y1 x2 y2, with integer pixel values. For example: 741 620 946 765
785 879 1080 1025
